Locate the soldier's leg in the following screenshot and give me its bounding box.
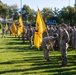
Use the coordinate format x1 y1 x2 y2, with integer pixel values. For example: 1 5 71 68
43 48 50 61
72 37 75 48
42 41 50 61
61 45 67 66
22 35 25 43
29 36 33 48
4 33 6 38
75 38 76 49
18 36 20 39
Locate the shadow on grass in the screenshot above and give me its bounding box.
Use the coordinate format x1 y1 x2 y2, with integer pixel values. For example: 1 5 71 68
0 60 76 75
0 66 76 75
0 36 76 75
5 46 39 52
0 59 26 65
6 41 29 45
0 54 76 75
67 55 76 66
0 56 61 74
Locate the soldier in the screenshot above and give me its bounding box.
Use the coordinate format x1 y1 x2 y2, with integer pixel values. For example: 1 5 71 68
60 24 70 67
22 26 26 43
72 26 76 49
67 26 73 48
2 25 6 38
49 26 55 36
27 26 34 48
42 33 58 61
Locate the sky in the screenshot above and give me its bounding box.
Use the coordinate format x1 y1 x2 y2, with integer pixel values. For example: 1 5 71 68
1 0 75 11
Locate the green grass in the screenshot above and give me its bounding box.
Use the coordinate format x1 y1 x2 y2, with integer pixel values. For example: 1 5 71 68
0 29 76 75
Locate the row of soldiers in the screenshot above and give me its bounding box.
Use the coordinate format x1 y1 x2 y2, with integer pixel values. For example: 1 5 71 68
22 24 76 49
2 23 76 67
22 23 76 67
44 24 76 49
42 24 76 67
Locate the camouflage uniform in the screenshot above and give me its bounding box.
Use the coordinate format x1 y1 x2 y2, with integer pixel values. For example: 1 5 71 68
49 26 55 36
2 27 6 38
27 26 34 48
22 27 26 43
72 30 76 49
60 26 70 66
42 35 57 61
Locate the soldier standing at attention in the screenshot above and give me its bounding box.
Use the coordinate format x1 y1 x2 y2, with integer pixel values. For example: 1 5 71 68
60 24 70 67
27 26 34 48
22 26 26 43
2 25 6 38
72 26 76 49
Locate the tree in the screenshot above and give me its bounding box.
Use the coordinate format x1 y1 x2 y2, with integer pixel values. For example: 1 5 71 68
59 6 76 25
0 1 7 19
22 4 34 24
51 7 61 24
8 5 18 20
42 8 52 22
72 7 76 25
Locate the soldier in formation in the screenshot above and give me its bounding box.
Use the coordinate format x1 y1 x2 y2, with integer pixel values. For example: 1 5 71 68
41 23 76 67
59 24 70 66
27 26 34 48
15 24 76 67
22 26 26 43
42 33 58 61
2 25 6 38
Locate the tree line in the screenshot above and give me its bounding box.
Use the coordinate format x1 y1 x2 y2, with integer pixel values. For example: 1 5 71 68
0 1 76 26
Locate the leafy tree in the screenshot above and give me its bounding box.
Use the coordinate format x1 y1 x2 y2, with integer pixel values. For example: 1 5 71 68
42 8 52 22
0 1 7 19
8 5 18 20
22 4 34 23
59 6 76 25
51 7 61 24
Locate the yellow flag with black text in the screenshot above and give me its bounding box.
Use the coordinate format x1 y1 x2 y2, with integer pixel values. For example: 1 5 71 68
34 9 46 49
18 16 23 36
11 21 17 35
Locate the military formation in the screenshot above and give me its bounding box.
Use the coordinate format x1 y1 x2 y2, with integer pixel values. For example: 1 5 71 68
42 23 76 67
2 23 76 67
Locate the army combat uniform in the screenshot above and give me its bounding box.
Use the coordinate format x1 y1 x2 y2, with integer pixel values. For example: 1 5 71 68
2 27 6 38
22 27 26 43
72 30 76 49
27 26 34 48
60 28 70 66
42 35 57 61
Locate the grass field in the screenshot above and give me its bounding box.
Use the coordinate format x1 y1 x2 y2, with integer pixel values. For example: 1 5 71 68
0 29 76 75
